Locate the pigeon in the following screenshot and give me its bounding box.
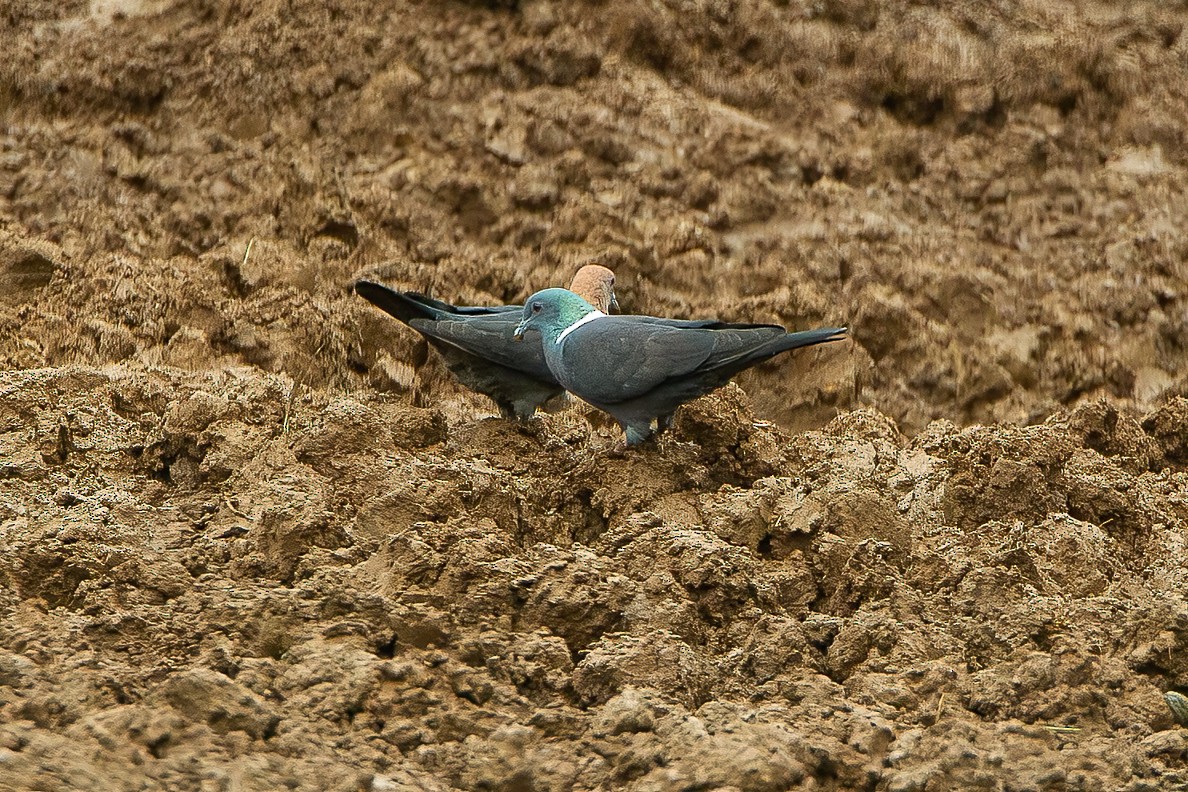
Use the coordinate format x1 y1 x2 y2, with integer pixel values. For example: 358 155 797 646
354 265 618 420
513 287 848 445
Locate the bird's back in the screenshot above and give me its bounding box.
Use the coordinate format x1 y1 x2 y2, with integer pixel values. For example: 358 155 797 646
552 317 799 404
550 316 846 432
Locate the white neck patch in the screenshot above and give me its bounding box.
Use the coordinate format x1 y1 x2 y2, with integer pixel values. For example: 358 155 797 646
556 310 606 345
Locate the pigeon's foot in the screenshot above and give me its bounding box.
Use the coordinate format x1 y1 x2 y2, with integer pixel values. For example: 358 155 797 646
537 392 572 415
605 435 658 457
495 402 524 422
513 416 539 436
624 425 655 447
604 441 631 459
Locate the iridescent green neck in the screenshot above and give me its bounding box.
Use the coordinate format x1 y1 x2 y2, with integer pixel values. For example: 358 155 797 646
543 292 600 345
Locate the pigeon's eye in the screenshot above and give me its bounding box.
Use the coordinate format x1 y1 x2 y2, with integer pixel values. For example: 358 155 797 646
531 303 542 314
609 277 615 285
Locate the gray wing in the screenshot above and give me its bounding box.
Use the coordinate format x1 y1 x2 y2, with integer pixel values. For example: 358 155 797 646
621 315 778 330
695 325 792 371
410 314 553 381
557 320 717 404
559 318 795 405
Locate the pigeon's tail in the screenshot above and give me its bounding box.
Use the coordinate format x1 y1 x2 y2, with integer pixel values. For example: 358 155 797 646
355 281 519 324
773 326 849 354
354 281 442 325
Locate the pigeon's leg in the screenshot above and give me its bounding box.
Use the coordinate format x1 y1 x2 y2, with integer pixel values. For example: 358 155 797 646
538 392 572 415
604 440 630 458
624 424 654 446
509 399 539 422
658 413 676 432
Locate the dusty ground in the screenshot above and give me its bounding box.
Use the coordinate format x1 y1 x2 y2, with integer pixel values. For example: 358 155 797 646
2 0 1188 790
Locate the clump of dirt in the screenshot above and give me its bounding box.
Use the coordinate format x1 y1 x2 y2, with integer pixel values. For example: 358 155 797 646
2 0 1188 789
3 368 1187 789
4 0 1188 431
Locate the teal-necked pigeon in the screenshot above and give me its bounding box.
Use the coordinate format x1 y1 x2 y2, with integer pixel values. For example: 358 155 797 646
513 287 848 445
354 265 618 420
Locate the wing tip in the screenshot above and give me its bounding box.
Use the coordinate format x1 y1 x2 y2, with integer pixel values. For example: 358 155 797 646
810 326 849 343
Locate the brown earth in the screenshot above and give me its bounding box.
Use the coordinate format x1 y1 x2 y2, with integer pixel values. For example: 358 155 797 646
2 1 1188 790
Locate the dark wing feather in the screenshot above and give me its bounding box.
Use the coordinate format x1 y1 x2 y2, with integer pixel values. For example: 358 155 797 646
622 315 784 331
356 281 561 419
354 281 443 323
409 314 553 381
355 282 548 378
695 326 789 370
405 291 520 316
558 319 716 404
354 282 519 321
560 319 848 409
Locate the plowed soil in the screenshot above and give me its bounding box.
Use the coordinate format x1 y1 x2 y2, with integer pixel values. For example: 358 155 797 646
3 1 1188 790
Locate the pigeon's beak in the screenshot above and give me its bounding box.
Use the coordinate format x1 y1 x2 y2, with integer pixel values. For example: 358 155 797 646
513 319 529 341
609 293 620 313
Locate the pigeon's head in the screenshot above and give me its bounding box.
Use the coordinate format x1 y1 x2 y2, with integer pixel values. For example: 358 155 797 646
569 264 619 314
514 288 599 342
